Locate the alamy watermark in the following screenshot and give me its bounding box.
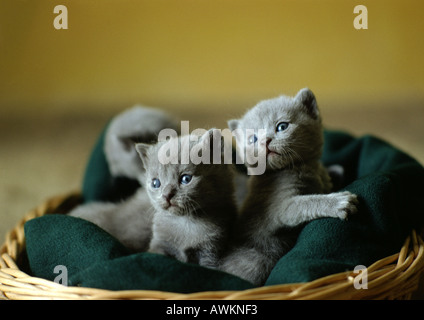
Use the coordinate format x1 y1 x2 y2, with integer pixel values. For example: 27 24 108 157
51 263 368 290
53 5 68 30
155 121 267 176
353 265 368 289
53 4 368 31
353 5 368 30
53 265 68 286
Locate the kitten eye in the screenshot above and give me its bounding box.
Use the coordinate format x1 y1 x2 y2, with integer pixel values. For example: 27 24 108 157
151 178 161 189
180 174 192 185
248 134 258 145
276 122 289 132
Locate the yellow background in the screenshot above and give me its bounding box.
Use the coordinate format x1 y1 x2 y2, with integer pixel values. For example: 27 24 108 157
1 0 423 116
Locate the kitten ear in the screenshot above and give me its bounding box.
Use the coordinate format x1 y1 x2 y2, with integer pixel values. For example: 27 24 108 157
295 88 319 119
134 143 151 167
118 136 139 152
228 119 239 131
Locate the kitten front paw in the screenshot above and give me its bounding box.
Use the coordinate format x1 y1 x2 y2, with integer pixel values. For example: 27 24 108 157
331 191 359 220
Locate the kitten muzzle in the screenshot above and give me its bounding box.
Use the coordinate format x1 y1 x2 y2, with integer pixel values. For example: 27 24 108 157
261 138 279 156
266 147 280 158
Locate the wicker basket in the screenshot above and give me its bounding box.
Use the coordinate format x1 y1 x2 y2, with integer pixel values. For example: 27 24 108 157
1 192 424 300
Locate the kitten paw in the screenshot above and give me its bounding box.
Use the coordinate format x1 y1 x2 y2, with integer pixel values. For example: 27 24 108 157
331 191 359 220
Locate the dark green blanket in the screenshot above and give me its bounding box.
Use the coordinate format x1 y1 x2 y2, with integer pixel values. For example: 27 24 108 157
24 128 424 292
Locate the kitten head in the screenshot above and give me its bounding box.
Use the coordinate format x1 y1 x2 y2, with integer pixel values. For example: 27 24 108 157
135 129 234 216
228 88 323 171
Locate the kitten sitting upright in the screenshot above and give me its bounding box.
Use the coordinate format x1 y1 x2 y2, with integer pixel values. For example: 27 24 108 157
135 129 238 268
221 88 358 285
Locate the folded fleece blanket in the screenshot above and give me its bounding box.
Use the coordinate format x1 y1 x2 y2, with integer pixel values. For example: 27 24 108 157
24 127 424 292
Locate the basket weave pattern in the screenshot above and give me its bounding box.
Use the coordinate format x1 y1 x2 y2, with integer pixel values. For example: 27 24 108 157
1 193 424 300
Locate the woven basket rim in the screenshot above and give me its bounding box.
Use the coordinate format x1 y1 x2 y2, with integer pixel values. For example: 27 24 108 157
1 192 424 300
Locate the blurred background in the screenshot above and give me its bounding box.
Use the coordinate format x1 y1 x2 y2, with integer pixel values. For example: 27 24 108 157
1 0 423 247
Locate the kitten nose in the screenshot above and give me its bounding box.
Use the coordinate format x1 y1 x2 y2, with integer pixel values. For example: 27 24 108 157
163 192 175 203
261 138 272 148
162 185 175 203
266 138 271 146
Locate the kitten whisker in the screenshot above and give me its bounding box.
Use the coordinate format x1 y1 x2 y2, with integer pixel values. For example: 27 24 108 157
285 145 304 168
186 197 207 217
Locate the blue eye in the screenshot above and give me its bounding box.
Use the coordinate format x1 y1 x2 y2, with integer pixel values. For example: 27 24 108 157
151 178 161 189
180 174 192 185
248 134 258 144
276 122 289 132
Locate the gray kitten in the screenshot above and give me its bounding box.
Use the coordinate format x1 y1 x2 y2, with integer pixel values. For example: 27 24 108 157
69 105 178 251
69 188 154 252
135 129 238 268
220 88 358 285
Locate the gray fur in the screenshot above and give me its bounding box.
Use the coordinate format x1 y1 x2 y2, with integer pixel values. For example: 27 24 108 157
135 129 238 268
69 188 154 252
104 105 179 181
221 88 358 285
